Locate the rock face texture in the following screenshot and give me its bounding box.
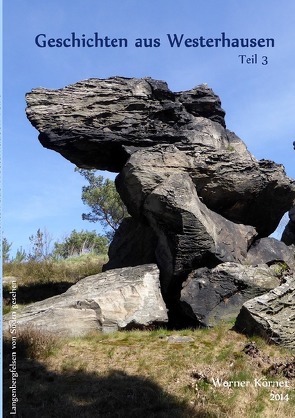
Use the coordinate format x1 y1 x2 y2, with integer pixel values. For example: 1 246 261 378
245 237 295 269
102 218 157 271
180 263 281 327
25 77 295 344
235 275 295 349
3 265 168 337
25 79 226 172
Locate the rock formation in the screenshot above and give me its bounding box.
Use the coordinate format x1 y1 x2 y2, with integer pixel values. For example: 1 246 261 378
26 77 295 237
235 275 295 349
3 265 168 337
23 77 295 345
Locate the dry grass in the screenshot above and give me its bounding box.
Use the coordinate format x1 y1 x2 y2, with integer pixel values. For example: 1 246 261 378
3 254 108 286
16 326 61 360
2 254 108 312
3 324 294 418
2 258 294 416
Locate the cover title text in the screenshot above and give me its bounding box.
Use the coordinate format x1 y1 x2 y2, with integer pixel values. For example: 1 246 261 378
35 32 275 49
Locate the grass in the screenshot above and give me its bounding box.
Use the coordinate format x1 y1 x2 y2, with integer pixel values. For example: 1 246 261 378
2 254 107 311
2 257 294 417
16 326 61 360
3 324 294 418
3 253 108 285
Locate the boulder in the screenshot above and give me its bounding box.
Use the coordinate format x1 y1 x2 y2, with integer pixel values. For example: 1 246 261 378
180 262 281 327
245 237 295 268
3 265 168 336
235 275 295 349
26 77 295 236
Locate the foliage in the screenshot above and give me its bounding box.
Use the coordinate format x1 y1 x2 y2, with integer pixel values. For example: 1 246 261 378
52 229 108 259
28 228 53 261
76 168 128 238
3 227 108 266
3 254 107 314
16 327 60 360
2 237 12 263
13 246 27 263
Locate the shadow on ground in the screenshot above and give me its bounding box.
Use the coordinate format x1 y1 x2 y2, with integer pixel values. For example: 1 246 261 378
3 281 73 305
3 339 214 418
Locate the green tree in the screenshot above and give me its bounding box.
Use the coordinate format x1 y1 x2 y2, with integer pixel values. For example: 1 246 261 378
52 229 108 259
13 247 27 263
75 168 128 237
2 237 12 263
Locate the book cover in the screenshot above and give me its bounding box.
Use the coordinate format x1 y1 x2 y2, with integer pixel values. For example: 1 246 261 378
2 1 295 417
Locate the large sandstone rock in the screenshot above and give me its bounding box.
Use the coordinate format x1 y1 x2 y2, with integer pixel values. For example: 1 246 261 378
26 77 295 236
180 263 281 327
235 275 295 349
3 265 168 336
141 172 257 292
25 78 226 172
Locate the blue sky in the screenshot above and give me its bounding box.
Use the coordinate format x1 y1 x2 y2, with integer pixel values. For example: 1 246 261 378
3 0 295 256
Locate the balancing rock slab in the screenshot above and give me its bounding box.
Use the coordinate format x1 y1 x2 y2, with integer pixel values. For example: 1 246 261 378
26 77 295 236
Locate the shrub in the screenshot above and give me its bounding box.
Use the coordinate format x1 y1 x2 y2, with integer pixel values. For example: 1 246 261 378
6 327 59 360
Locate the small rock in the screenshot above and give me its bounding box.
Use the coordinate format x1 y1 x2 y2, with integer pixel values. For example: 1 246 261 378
267 360 295 379
166 335 194 343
